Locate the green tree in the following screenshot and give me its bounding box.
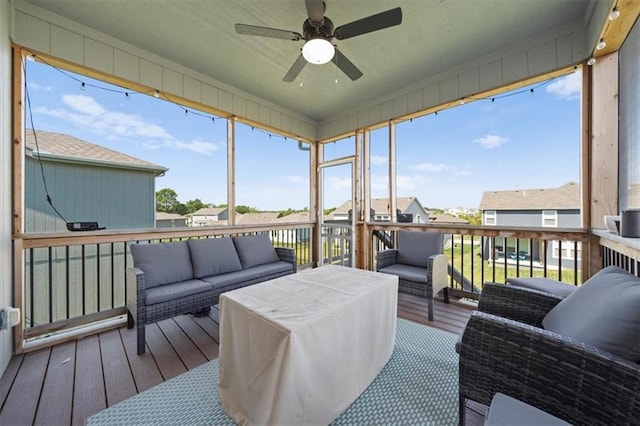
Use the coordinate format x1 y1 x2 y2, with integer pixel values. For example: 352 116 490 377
236 205 259 214
156 188 180 213
185 198 206 214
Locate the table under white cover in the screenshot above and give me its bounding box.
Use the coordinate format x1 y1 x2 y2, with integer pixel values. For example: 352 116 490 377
218 265 398 426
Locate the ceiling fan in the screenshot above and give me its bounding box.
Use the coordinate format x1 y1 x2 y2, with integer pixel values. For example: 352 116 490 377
235 0 402 82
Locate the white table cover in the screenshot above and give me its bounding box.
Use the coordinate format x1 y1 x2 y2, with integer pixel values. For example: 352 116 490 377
218 265 398 426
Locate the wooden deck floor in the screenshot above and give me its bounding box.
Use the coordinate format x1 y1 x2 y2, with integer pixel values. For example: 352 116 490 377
0 294 483 425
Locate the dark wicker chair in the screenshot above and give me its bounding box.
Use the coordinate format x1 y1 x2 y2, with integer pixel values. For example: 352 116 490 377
458 283 640 426
376 230 448 321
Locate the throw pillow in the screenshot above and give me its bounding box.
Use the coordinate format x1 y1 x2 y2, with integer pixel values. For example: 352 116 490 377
187 237 243 278
232 233 280 269
130 241 194 288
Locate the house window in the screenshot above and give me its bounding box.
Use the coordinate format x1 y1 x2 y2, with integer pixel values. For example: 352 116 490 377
542 210 557 227
484 211 496 225
552 240 582 260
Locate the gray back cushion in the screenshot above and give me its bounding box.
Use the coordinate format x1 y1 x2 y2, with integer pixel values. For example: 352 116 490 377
187 237 243 278
542 265 640 361
396 231 443 268
232 234 280 269
130 241 194 288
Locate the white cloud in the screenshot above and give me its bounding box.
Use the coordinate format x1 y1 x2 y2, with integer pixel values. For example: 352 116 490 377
546 71 581 100
34 94 218 155
325 176 352 190
412 162 449 172
370 155 387 166
284 175 308 184
28 82 53 92
474 134 507 149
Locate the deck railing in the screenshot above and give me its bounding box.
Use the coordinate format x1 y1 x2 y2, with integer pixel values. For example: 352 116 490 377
15 222 314 350
368 223 590 299
15 221 616 352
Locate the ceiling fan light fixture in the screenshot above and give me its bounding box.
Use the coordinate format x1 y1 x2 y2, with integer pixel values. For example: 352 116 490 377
302 38 335 64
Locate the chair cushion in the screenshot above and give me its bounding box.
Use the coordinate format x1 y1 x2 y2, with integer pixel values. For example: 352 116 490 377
378 263 428 283
145 279 212 305
542 265 640 361
485 393 571 426
187 237 243 278
396 231 442 268
130 241 194 288
507 277 577 298
232 234 280 269
201 261 293 289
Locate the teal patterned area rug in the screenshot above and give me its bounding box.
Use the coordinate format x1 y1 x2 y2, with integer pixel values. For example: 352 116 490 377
88 319 459 425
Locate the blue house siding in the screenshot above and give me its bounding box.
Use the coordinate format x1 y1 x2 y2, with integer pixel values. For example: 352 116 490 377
26 158 157 232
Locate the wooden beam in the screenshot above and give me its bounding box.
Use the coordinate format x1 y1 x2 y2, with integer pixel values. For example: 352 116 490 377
590 52 619 227
593 0 640 59
12 48 25 354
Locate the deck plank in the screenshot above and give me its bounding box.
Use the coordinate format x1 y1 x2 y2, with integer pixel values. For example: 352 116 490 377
34 341 75 426
120 326 164 393
145 323 187 381
72 335 106 425
191 310 220 342
100 329 137 406
0 348 50 425
0 352 24 409
156 318 207 369
174 315 219 360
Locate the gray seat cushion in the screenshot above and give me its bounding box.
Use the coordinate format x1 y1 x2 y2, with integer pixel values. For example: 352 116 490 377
507 277 577 298
188 237 243 278
201 261 293 289
145 279 212 305
485 393 571 426
542 265 640 361
130 241 194 288
232 234 280 269
378 263 428 283
396 231 442 268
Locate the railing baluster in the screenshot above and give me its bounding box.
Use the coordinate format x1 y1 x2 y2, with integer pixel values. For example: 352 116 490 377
29 248 34 327
82 244 86 316
66 246 70 320
48 246 53 323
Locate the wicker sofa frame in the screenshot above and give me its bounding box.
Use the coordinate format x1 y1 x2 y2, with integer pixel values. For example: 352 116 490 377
458 283 640 425
126 244 296 355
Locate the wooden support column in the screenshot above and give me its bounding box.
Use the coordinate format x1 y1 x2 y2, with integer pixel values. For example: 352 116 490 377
362 129 372 270
388 121 397 223
227 117 236 225
12 48 25 353
589 52 618 276
310 141 321 267
354 131 363 268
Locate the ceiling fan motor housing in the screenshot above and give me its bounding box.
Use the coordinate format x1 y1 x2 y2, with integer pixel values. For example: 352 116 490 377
303 16 334 40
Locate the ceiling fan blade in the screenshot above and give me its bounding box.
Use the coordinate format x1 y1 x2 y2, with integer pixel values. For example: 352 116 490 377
235 23 302 41
334 7 402 40
332 50 363 81
283 54 308 82
305 0 325 24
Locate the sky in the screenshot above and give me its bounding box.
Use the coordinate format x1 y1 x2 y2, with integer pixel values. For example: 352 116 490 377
25 58 581 211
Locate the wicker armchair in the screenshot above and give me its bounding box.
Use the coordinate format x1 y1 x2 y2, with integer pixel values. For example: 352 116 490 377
376 230 448 321
458 283 640 426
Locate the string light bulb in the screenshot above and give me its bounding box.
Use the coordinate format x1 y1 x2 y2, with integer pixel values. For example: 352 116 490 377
587 57 596 66
596 38 606 50
608 7 620 21
153 90 160 98
80 82 86 91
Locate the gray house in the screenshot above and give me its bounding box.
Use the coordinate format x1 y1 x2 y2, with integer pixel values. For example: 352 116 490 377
155 212 188 228
25 130 166 326
26 130 167 232
189 207 229 226
332 196 430 223
479 182 581 268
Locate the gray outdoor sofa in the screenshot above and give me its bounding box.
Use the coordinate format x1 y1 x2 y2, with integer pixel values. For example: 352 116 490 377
126 233 296 354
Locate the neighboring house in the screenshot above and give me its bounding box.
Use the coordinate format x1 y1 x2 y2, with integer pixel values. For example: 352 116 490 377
428 214 469 224
273 212 311 244
235 212 280 225
25 130 167 326
479 182 581 269
331 197 430 223
25 130 167 232
189 207 229 226
155 212 188 228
